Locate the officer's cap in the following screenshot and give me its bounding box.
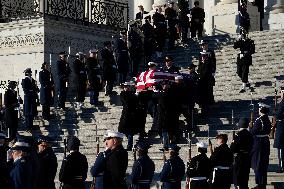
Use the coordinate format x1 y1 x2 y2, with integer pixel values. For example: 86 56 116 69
238 117 249 128
37 135 51 144
67 136 80 151
168 144 181 152
134 140 151 150
59 51 68 56
196 141 207 149
258 102 270 109
10 142 29 151
175 75 183 80
188 64 197 69
103 130 125 140
76 52 85 56
23 68 32 74
199 40 208 45
148 62 158 67
0 132 7 139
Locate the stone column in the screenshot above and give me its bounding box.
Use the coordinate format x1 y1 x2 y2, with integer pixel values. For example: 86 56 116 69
269 0 284 29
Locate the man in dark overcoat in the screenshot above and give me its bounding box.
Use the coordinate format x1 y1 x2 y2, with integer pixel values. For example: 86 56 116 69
189 1 205 38
230 118 254 189
114 30 129 84
101 41 117 96
21 68 38 131
233 33 255 93
210 134 233 189
142 16 155 64
130 140 155 189
274 87 284 173
4 81 18 139
159 144 185 189
73 52 87 108
197 40 216 116
39 62 54 120
103 130 128 189
135 5 149 20
249 103 271 189
165 2 178 50
86 49 102 105
59 136 88 189
37 135 57 189
161 56 180 73
178 0 190 43
56 51 71 110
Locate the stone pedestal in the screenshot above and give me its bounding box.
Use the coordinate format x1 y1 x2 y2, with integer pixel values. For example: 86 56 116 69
268 1 284 29
212 3 260 34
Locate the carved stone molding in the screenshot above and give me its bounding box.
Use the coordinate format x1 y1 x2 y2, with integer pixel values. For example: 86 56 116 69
0 33 44 49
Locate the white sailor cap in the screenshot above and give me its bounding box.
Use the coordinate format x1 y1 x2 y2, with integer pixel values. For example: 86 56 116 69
89 49 99 53
76 52 85 56
10 142 29 151
103 130 125 140
258 102 270 109
196 141 208 149
175 75 183 80
148 62 158 66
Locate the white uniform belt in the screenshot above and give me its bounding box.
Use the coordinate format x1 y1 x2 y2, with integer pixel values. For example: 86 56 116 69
137 179 151 184
256 135 268 138
190 177 207 181
212 166 230 183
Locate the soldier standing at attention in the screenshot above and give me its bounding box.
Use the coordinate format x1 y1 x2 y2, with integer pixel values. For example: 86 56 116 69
57 51 71 110
130 140 155 189
59 136 88 189
186 142 211 189
249 103 271 189
274 87 284 173
103 130 128 189
230 118 254 189
39 62 54 120
159 144 185 189
73 52 87 108
165 2 178 50
189 1 205 39
21 68 38 132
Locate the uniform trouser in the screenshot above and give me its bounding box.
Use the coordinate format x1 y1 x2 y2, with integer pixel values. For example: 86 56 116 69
179 105 193 131
190 22 203 38
76 76 87 102
127 134 133 149
58 80 68 108
42 104 50 119
211 169 232 189
237 63 249 83
278 149 284 169
168 26 177 50
190 180 209 189
180 23 188 42
25 115 34 130
89 90 99 105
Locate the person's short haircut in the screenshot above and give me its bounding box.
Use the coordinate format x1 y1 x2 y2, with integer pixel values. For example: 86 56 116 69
194 1 199 6
216 134 228 144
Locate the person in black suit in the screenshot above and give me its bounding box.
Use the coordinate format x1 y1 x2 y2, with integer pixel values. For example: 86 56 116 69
189 1 205 38
153 7 167 58
135 5 149 20
162 56 180 73
165 2 178 50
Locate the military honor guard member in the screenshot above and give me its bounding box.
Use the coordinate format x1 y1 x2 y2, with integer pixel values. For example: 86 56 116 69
189 1 205 39
249 103 271 189
21 68 38 131
210 134 233 189
230 118 254 189
186 142 211 189
4 81 19 139
135 5 149 20
39 62 54 120
37 135 57 189
130 140 155 189
274 87 284 173
59 136 88 189
162 56 180 73
165 2 178 50
73 52 87 108
57 51 71 110
159 144 185 189
103 130 128 189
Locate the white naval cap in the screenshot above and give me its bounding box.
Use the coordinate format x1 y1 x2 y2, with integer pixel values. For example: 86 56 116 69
175 75 183 80
148 62 158 66
196 141 208 149
104 130 125 139
76 52 85 56
258 102 270 109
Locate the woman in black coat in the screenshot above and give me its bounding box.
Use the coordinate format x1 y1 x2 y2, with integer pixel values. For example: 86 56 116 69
118 83 138 150
39 62 54 120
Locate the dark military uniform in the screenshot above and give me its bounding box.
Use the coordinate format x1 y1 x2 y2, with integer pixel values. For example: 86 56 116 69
159 153 185 189
114 37 129 84
90 149 111 189
104 144 128 189
101 46 116 95
153 11 167 53
197 48 216 115
37 147 57 189
57 59 71 109
274 98 284 172
230 128 253 189
187 153 211 189
39 69 54 120
21 76 38 130
178 0 190 42
233 36 255 86
130 153 155 189
249 114 271 187
142 20 155 64
59 151 88 189
86 57 102 105
4 86 18 139
210 143 233 189
165 6 177 50
189 6 205 38
136 11 149 20
73 58 87 103
239 7 250 34
10 156 33 189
